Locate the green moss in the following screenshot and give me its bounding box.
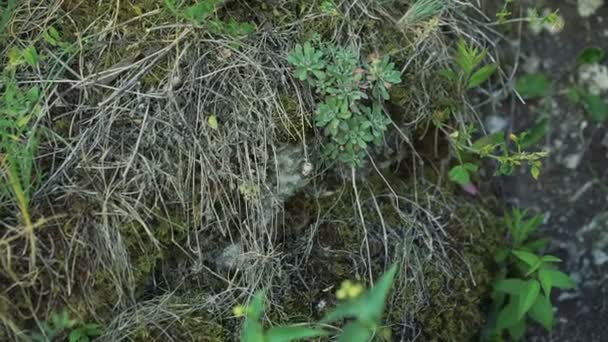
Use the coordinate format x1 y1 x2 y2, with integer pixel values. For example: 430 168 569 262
415 205 505 341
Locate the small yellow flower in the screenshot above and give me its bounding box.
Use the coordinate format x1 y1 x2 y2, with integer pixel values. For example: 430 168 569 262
232 305 247 317
509 133 518 142
336 280 364 300
346 283 363 298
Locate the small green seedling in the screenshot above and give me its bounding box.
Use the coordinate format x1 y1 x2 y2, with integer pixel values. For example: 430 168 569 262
164 0 255 37
30 310 102 342
440 39 498 90
485 209 576 341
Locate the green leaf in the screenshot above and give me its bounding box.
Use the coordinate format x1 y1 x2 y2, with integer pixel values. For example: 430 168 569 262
184 0 224 24
266 326 327 342
512 250 541 268
583 94 608 122
164 0 177 12
23 46 39 68
449 163 477 185
531 163 541 180
322 297 363 323
507 318 526 341
69 329 84 342
208 115 219 130
515 73 550 99
495 296 520 330
577 47 605 65
541 255 562 263
521 213 544 241
538 267 553 297
528 293 554 331
361 263 398 321
468 63 497 88
544 269 576 290
522 238 548 252
494 278 527 295
43 27 62 46
517 280 540 319
494 247 509 264
338 321 373 342
241 318 264 342
83 323 102 336
519 117 548 149
438 68 457 81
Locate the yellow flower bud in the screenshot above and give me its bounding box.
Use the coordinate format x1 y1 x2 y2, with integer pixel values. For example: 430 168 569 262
232 305 247 317
336 288 347 300
347 284 363 298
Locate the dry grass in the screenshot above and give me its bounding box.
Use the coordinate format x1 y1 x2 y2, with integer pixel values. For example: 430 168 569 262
0 0 504 340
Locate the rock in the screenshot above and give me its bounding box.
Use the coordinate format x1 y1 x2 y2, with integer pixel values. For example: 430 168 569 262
215 243 249 271
578 0 604 17
485 115 508 134
575 212 608 267
563 152 584 170
578 63 608 95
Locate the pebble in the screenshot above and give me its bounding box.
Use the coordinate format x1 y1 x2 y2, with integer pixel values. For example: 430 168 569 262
563 152 584 169
578 0 605 17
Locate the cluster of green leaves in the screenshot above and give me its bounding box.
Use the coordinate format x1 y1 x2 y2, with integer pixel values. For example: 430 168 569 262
30 310 102 342
164 0 255 37
0 46 43 224
448 127 547 186
484 209 576 341
287 38 401 166
440 39 498 90
568 47 608 122
240 264 397 342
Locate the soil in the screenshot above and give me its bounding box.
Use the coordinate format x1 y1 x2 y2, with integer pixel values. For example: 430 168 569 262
497 1 608 340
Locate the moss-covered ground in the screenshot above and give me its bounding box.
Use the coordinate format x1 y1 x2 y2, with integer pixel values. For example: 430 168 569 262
0 0 509 340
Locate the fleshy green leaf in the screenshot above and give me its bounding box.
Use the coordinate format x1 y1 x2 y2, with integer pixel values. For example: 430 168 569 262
515 73 550 99
23 46 39 68
577 47 605 65
208 115 219 130
69 329 84 342
528 293 554 331
583 94 608 122
266 326 327 342
468 63 497 88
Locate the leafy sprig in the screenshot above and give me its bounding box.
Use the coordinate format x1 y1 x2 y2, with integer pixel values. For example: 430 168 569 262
485 209 576 341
